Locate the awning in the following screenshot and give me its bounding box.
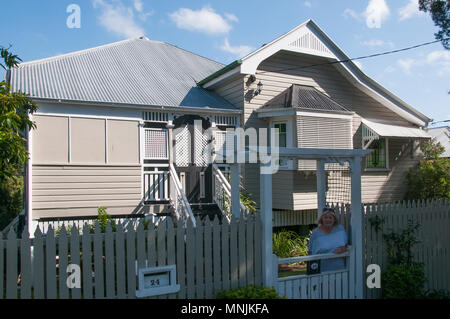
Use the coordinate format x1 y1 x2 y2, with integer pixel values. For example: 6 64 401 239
362 118 430 149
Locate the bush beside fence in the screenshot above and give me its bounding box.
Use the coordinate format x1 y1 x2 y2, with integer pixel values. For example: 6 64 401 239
363 199 450 299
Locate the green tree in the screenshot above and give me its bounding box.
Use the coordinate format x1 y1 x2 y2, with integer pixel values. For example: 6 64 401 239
406 138 450 200
0 46 37 230
419 0 450 49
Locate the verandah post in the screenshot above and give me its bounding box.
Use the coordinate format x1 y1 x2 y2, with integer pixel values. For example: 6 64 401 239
260 156 274 288
230 163 240 219
350 156 363 299
316 159 326 218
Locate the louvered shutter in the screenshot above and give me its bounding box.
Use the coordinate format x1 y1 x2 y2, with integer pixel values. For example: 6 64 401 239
297 116 352 170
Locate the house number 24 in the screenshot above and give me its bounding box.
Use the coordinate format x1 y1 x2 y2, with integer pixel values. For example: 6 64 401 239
150 279 161 286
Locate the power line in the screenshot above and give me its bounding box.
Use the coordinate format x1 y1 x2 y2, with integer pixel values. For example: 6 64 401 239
257 38 449 75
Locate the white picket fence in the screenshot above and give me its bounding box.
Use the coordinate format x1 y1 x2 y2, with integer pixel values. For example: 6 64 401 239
363 199 450 298
276 249 353 299
35 215 168 235
0 214 262 299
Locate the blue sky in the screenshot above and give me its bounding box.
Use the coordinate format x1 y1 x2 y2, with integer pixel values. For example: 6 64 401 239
2 0 449 125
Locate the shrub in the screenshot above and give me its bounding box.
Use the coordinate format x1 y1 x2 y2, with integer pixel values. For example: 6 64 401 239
215 285 284 299
406 139 450 200
0 176 23 231
381 263 426 299
272 231 309 259
88 207 116 233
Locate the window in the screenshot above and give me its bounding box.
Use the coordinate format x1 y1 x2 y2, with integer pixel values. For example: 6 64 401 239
274 123 287 147
297 115 353 170
366 138 387 169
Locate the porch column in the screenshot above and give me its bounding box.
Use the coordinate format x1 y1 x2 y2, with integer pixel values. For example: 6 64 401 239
350 156 363 299
316 159 326 219
230 163 240 219
166 116 174 165
260 157 274 288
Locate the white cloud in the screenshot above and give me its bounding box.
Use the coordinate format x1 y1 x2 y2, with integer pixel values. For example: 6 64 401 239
399 0 425 21
133 0 143 12
363 0 390 28
304 1 312 8
224 13 239 22
220 38 254 58
426 50 450 64
343 8 361 21
362 39 394 47
169 6 233 35
132 0 154 21
93 0 145 38
384 65 396 73
397 58 416 75
426 50 450 76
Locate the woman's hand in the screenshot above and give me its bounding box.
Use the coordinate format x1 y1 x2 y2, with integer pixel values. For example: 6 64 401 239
333 246 347 254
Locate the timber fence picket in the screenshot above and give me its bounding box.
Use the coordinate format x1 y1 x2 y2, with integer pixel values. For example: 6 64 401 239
363 199 450 298
2 200 447 299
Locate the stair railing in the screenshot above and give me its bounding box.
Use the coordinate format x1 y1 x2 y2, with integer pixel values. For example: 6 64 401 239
169 163 196 228
212 164 248 221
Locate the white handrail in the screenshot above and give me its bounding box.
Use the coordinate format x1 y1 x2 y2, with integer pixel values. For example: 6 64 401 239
278 246 353 264
212 164 247 217
169 164 196 227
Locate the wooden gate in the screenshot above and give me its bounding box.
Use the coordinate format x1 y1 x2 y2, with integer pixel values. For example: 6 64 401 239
275 246 355 299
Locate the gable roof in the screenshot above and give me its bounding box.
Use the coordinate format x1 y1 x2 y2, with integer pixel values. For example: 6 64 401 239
263 84 351 113
10 38 237 110
199 19 431 126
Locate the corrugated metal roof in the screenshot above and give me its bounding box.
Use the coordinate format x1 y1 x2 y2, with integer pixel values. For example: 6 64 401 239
10 38 237 110
263 84 350 112
362 119 430 139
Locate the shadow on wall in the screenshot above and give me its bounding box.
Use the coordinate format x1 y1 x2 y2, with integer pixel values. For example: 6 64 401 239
363 138 421 204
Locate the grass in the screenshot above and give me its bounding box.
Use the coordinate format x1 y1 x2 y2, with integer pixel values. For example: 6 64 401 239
278 267 307 278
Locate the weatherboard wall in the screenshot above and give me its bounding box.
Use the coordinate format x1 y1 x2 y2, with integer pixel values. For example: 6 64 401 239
211 51 423 212
31 110 143 219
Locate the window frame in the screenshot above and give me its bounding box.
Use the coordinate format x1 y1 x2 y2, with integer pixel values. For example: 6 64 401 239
365 137 390 171
143 127 169 161
270 118 294 170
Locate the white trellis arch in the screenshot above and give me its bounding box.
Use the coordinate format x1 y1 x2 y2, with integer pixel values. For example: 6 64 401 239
228 147 371 299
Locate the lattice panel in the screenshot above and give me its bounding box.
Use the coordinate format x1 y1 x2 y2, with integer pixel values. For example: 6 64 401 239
214 130 235 162
194 125 211 167
144 129 168 159
174 125 190 167
325 162 351 205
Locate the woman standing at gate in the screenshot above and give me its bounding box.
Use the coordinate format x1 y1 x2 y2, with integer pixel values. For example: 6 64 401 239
308 207 348 272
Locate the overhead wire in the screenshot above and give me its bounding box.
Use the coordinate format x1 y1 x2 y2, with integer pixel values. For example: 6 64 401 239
256 38 450 74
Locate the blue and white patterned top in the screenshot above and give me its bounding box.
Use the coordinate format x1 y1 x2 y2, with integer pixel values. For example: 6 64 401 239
308 224 348 272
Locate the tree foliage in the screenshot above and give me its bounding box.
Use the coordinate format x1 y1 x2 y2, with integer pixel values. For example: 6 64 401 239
419 0 450 49
0 46 37 230
0 46 37 183
406 138 450 200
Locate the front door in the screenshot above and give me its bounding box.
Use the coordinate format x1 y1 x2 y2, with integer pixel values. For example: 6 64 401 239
173 115 212 203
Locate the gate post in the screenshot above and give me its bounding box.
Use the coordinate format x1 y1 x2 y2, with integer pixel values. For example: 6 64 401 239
316 159 326 219
260 157 274 288
350 156 363 299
